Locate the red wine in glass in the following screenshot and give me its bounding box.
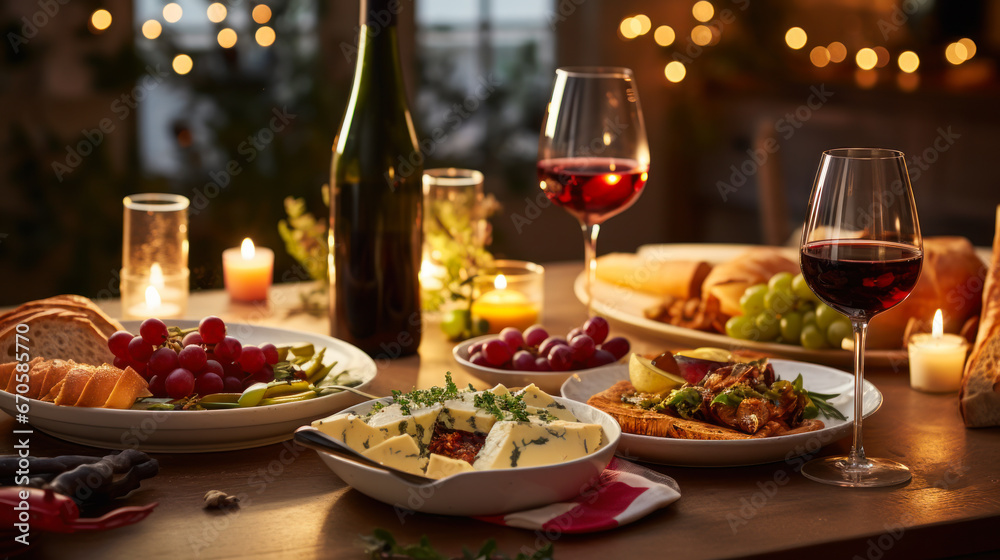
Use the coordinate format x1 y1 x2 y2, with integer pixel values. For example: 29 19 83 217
537 157 648 224
800 241 923 319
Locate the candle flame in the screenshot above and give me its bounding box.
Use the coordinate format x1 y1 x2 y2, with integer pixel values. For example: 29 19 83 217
241 237 255 259
932 309 943 338
145 285 162 310
149 262 164 289
494 274 507 290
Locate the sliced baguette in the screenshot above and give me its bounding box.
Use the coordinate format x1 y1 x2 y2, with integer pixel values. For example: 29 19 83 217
960 205 1000 427
54 365 95 406
74 364 121 407
103 366 151 409
0 313 113 366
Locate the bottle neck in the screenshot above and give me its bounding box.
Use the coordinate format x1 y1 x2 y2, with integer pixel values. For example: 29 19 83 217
360 0 399 27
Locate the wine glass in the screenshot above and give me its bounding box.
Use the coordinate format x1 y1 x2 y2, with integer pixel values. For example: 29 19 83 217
538 67 650 315
799 148 923 487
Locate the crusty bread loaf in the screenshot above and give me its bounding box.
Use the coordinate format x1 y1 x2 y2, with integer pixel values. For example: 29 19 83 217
0 312 114 366
595 254 712 299
701 248 799 316
960 207 1000 427
0 295 124 339
869 237 986 349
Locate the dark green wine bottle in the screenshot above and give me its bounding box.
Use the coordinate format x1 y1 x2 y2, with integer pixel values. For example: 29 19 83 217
330 0 422 358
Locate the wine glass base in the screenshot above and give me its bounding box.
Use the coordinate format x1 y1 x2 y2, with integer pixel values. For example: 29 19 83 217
801 456 911 488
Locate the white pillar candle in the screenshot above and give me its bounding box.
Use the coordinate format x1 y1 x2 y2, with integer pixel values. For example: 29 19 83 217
908 309 968 393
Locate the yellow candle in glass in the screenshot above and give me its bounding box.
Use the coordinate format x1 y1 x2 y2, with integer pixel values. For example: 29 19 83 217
223 238 274 301
471 274 540 333
908 309 968 393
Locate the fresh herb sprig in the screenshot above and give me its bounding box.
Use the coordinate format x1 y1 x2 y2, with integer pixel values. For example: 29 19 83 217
385 373 462 416
362 528 553 560
474 391 530 422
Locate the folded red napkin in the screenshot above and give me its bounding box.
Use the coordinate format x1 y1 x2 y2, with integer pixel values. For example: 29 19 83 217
474 457 680 533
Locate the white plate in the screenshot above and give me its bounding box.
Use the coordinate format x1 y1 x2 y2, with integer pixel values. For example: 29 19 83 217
560 359 882 467
0 321 377 452
452 334 624 393
578 243 909 368
307 395 621 516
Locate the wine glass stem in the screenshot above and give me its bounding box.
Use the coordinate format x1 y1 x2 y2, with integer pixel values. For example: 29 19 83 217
581 221 601 316
848 318 870 469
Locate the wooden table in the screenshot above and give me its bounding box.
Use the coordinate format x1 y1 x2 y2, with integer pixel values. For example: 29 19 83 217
2 263 999 559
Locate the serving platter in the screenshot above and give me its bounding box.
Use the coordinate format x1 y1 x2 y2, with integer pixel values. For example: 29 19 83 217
560 359 882 467
576 243 908 368
303 394 621 516
0 321 377 452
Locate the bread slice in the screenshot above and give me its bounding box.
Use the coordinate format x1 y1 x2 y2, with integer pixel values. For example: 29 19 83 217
39 359 74 398
54 365 95 406
42 378 65 402
74 364 121 407
0 312 114 366
103 366 151 409
25 360 53 399
960 205 1000 427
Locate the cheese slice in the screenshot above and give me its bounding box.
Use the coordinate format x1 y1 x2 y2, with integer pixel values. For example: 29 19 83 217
365 404 442 451
472 420 604 470
424 453 476 479
312 413 387 452
516 384 579 422
361 434 428 476
439 397 498 434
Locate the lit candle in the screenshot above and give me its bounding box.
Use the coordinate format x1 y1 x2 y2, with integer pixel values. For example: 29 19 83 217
470 274 540 334
223 238 274 301
908 309 969 393
127 284 181 319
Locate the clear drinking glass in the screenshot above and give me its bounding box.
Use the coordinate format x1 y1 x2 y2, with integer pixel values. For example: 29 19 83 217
538 67 650 315
121 193 190 319
799 148 923 487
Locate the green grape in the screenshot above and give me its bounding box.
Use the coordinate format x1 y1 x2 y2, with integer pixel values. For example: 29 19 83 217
802 310 817 326
800 324 829 349
441 309 469 340
768 271 794 294
780 312 803 342
739 284 768 316
792 273 820 302
815 303 841 331
764 288 795 315
725 315 758 340
795 299 816 313
755 312 780 341
827 320 852 349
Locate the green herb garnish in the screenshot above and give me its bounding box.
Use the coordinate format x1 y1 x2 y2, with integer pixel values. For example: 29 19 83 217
474 391 530 422
361 528 553 560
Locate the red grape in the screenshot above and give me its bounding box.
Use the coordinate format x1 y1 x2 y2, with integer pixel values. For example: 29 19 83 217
127 336 154 362
567 327 583 341
260 343 280 365
499 328 525 351
164 368 195 399
108 331 134 359
139 318 168 346
129 360 148 377
538 337 567 357
202 359 225 377
601 337 630 360
148 374 166 397
223 360 244 379
195 372 224 395
248 367 272 384
482 339 512 367
511 350 536 371
178 345 208 372
569 334 596 362
214 336 242 361
547 345 573 371
239 346 266 374
223 376 243 393
586 349 616 368
523 325 548 348
469 352 490 367
112 356 130 370
534 357 552 371
584 317 610 344
148 347 179 376
182 331 204 347
199 316 226 344
468 342 484 356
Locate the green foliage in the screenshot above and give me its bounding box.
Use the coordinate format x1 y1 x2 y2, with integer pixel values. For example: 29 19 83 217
362 528 554 560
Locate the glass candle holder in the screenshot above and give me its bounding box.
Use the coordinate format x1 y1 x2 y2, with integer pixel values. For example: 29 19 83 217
120 193 189 320
471 260 544 334
420 168 487 311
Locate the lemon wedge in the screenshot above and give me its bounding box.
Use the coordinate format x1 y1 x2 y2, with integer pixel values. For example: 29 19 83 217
628 353 685 394
674 347 733 362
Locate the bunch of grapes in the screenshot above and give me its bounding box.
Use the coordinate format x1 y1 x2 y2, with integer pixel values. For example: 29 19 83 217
108 316 281 399
724 272 852 350
467 317 630 372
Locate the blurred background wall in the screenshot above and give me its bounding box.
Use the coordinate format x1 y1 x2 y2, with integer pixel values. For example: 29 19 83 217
0 0 997 305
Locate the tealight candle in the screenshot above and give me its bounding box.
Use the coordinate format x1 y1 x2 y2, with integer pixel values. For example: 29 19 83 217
127 285 181 319
223 238 274 301
471 261 544 333
908 309 968 393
